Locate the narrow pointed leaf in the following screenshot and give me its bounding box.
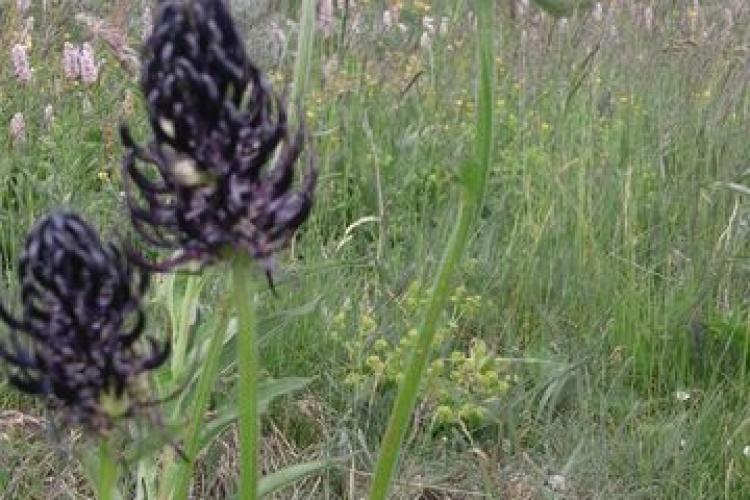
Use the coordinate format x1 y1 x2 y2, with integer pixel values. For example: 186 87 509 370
198 377 311 450
258 460 330 497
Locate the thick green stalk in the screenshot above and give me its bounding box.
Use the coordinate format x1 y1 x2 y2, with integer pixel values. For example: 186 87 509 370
368 1 493 498
97 439 118 500
368 201 476 499
233 252 259 500
169 308 231 500
473 0 494 207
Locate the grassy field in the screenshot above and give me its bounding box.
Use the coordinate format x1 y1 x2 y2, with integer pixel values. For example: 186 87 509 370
1 0 750 498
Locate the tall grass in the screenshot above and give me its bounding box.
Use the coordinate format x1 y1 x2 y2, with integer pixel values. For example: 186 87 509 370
1 1 749 497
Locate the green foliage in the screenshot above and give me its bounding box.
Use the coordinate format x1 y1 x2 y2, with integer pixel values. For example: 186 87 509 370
258 460 331 497
2 0 750 498
531 0 594 18
332 281 514 429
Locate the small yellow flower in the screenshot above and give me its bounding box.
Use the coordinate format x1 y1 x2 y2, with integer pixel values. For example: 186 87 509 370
414 0 430 13
360 313 376 332
332 310 346 329
344 373 363 386
496 380 510 393
366 355 385 375
478 370 499 389
435 405 455 423
373 338 389 351
458 402 486 421
97 170 110 182
430 358 444 372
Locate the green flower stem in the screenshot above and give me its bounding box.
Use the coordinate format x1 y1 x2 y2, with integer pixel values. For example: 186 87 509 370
97 438 118 500
368 1 493 498
233 252 259 500
170 305 231 500
368 201 475 499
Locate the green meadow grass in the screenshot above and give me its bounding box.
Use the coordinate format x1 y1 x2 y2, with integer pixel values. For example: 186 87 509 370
1 1 749 498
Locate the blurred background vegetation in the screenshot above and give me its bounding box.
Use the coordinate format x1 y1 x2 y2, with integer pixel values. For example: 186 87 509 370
0 0 749 498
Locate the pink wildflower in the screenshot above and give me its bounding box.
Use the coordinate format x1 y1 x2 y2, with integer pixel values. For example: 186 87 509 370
10 113 26 145
79 42 98 85
62 42 80 80
11 44 32 83
318 0 334 38
16 0 31 14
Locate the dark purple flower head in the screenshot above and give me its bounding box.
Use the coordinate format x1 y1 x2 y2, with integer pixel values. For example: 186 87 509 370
141 0 276 172
0 212 168 433
121 0 316 276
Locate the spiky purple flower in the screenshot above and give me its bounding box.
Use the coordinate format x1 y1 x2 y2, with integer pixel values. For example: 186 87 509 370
0 212 168 433
120 0 316 275
140 0 273 166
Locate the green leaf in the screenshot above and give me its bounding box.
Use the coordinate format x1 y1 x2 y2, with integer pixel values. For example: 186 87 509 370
198 377 311 450
217 297 321 374
531 0 595 18
258 460 330 497
123 422 185 462
0 468 9 489
257 377 312 412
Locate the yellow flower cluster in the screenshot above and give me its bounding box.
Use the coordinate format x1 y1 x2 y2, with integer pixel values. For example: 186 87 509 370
329 279 514 429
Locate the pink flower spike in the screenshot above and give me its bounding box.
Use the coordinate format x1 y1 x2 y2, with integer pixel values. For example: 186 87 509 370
79 42 99 85
16 0 31 14
10 113 26 146
62 42 80 80
11 44 32 83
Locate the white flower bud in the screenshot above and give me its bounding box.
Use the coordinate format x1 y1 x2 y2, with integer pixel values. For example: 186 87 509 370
382 10 392 29
44 104 54 127
420 31 432 49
